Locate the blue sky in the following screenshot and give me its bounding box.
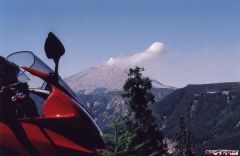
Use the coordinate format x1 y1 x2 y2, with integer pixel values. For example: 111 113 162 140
0 0 240 87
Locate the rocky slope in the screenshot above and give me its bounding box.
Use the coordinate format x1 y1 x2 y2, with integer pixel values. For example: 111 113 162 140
78 88 174 130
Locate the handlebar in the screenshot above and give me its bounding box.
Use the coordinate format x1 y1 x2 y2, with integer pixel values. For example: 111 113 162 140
11 92 27 102
0 82 28 102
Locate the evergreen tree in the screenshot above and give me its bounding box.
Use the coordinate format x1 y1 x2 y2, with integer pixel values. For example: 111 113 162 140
122 67 168 156
174 117 195 156
102 117 134 156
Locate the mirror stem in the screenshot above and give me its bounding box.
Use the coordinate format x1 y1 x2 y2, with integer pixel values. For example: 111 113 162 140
54 57 60 80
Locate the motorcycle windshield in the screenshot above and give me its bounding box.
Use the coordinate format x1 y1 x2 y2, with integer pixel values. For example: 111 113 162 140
7 51 76 101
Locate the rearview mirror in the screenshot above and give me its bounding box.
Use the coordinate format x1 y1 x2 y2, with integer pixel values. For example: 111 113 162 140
44 32 65 78
44 32 65 60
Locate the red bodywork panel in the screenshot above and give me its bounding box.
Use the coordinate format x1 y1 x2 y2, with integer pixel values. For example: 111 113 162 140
0 67 105 156
21 123 58 156
22 67 78 118
43 86 77 118
0 122 30 156
44 129 93 154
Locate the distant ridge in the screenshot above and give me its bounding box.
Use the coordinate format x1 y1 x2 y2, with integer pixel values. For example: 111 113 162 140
155 82 240 155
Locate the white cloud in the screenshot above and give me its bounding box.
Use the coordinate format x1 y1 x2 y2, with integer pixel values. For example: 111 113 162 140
105 42 165 67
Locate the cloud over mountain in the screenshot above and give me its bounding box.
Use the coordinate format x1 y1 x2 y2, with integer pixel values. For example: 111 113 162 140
105 42 165 67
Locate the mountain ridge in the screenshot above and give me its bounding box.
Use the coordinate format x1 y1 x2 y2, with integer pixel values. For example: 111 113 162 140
155 82 240 155
65 65 175 94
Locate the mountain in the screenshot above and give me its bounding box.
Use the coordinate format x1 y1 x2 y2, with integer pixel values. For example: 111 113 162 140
154 82 240 155
65 66 175 130
65 66 175 94
65 66 127 93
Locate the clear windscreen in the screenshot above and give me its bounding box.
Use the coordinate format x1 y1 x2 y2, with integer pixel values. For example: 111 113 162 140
6 51 76 97
7 51 52 89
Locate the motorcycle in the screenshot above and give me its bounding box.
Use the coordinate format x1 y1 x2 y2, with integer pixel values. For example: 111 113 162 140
0 32 105 156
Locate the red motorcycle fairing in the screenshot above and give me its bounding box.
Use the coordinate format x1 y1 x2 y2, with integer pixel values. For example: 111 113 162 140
0 66 105 156
0 122 31 156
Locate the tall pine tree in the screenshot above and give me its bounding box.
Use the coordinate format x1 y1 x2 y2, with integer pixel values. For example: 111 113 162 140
174 117 195 156
122 67 168 156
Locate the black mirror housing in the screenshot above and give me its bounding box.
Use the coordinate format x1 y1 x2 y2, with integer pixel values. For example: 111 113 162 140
44 32 65 78
44 32 65 60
